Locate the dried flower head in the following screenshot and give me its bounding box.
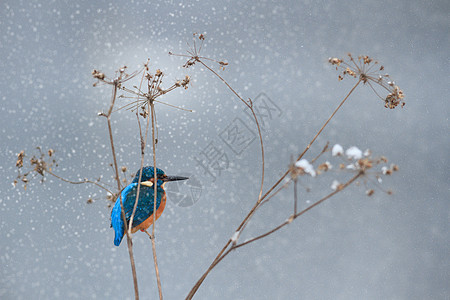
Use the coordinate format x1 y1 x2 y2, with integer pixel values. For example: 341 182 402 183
329 54 405 109
14 147 59 189
92 69 105 80
169 33 227 71
16 150 25 168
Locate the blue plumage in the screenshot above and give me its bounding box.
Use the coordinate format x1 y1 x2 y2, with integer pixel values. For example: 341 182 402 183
111 166 165 246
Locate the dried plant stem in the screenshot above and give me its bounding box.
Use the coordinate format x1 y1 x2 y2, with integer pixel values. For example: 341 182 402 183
103 81 140 300
196 58 266 243
258 79 362 208
198 60 265 200
296 80 361 162
150 101 163 300
124 219 139 300
186 79 362 300
106 83 122 191
234 172 362 249
128 69 149 234
45 169 113 194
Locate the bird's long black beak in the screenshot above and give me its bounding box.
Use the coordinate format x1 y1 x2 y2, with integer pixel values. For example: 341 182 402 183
163 175 189 182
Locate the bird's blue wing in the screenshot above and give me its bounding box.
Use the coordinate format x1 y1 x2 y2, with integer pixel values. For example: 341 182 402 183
111 183 162 246
123 184 161 228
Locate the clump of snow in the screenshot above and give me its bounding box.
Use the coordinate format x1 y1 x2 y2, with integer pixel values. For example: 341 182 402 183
295 159 316 177
332 144 344 156
346 164 356 170
345 146 362 160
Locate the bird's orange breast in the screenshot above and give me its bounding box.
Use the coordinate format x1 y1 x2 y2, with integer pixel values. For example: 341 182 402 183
131 193 167 233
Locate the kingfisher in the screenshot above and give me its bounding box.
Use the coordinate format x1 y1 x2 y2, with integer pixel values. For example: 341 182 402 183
111 166 188 246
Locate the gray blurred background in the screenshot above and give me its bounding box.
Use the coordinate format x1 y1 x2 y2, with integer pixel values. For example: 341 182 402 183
1 0 448 299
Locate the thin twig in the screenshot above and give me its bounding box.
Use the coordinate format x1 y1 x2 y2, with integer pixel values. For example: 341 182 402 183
197 59 266 227
234 172 362 249
106 82 122 191
121 193 139 300
105 78 141 300
196 61 265 197
128 69 148 234
126 67 149 300
45 169 113 194
150 100 163 300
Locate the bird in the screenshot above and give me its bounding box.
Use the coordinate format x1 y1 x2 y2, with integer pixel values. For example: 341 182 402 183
111 166 188 246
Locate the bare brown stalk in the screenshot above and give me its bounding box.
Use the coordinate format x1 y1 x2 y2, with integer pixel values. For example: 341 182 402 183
115 85 140 300
45 169 113 194
128 67 149 234
233 172 362 249
310 142 330 164
170 33 265 199
121 194 139 300
106 83 122 191
127 64 163 299
150 101 163 300
94 67 145 300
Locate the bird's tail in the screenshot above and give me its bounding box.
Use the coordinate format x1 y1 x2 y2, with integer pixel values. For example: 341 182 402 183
111 199 125 246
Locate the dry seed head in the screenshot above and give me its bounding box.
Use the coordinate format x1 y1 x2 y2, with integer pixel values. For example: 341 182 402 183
328 57 343 66
344 67 356 77
92 69 105 80
357 158 373 170
16 150 25 168
140 109 148 119
329 53 405 109
181 75 190 89
361 55 373 64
